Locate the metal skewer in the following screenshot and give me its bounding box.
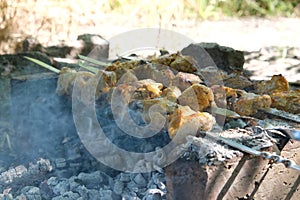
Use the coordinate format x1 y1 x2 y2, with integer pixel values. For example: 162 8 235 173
205 132 300 171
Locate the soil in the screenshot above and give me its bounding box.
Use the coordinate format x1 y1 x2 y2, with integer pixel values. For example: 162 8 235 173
1 15 300 82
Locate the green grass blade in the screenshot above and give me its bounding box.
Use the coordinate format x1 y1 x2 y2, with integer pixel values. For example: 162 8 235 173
78 55 110 67
23 56 60 74
78 60 98 74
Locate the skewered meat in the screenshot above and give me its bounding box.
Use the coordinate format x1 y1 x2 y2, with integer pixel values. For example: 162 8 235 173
168 106 215 141
178 84 215 111
172 72 202 91
56 67 94 95
150 52 198 73
254 74 289 95
232 92 272 116
270 90 300 114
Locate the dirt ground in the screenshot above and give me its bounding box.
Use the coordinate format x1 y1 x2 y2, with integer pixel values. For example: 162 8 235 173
1 3 300 82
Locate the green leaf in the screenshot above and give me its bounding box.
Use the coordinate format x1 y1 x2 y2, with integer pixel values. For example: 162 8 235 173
78 55 109 67
78 60 99 74
23 56 60 74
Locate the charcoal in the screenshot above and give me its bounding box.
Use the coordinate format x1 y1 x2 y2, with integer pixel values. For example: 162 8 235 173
113 180 124 195
55 158 67 169
20 186 42 200
118 173 131 183
132 174 148 188
99 188 113 199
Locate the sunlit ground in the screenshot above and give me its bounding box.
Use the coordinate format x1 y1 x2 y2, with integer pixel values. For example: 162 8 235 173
1 0 300 52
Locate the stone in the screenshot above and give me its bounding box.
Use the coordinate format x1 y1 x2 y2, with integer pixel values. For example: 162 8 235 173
182 43 245 73
223 74 253 89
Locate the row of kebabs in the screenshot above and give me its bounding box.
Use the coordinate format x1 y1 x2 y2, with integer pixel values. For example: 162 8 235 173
55 52 300 141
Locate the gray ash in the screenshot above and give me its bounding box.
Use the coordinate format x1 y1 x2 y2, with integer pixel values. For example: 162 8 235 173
95 97 171 153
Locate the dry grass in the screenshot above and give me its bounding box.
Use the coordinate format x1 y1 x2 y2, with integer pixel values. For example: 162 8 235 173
0 0 299 54
1 0 110 53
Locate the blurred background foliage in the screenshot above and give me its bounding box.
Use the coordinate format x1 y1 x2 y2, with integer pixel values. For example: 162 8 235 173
105 0 300 19
0 0 299 53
